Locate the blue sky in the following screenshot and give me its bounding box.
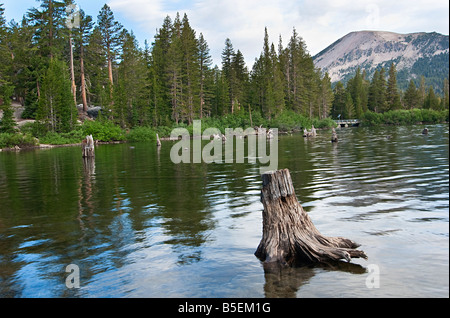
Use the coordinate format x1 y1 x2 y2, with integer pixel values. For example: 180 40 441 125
2 0 449 68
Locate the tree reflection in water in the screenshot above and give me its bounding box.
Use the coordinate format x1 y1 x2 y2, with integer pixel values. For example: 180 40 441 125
262 261 366 298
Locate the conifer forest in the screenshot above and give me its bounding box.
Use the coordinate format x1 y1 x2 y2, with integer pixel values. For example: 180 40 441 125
0 1 448 146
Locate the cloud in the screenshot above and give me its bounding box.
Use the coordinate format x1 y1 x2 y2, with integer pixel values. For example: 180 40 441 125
190 0 300 66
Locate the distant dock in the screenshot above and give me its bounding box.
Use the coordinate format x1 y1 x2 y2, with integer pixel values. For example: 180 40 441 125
334 119 360 127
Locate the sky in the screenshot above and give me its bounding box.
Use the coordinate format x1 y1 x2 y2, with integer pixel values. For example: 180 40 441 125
2 0 449 68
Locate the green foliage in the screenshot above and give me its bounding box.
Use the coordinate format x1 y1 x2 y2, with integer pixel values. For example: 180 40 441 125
37 58 77 133
19 121 48 138
421 108 448 123
0 84 17 133
360 111 383 126
81 120 125 141
312 117 337 129
0 132 38 148
39 129 85 145
125 126 156 142
154 125 174 138
269 110 311 132
1 2 447 139
361 109 448 126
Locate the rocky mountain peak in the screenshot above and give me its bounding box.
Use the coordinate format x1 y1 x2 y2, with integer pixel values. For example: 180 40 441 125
313 31 449 92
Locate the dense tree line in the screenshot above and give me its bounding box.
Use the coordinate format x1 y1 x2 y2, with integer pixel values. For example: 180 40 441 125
0 1 448 137
0 1 335 133
331 64 449 120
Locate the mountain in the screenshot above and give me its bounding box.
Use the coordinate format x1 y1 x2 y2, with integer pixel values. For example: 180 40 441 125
313 31 449 93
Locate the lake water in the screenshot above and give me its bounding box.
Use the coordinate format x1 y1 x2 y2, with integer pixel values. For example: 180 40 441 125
0 124 448 298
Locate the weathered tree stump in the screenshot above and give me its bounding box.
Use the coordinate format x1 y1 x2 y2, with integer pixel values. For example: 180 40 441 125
82 135 95 158
331 127 338 142
156 133 162 147
255 169 367 266
303 125 317 138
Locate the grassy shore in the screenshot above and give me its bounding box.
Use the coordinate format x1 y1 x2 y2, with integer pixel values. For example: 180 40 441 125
1 109 448 150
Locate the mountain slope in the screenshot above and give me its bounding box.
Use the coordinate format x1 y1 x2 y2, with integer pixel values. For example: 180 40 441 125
313 31 449 93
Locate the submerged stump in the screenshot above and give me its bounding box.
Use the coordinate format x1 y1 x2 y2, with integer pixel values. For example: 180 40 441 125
331 127 338 142
255 169 367 266
82 135 95 158
156 133 162 147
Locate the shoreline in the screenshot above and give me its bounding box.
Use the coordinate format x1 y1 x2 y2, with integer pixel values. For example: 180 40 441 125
1 121 448 152
0 140 128 152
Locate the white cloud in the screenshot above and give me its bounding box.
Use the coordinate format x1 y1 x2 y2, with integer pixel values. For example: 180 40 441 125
189 0 301 67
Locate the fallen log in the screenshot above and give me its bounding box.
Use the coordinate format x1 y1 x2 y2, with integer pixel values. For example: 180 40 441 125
255 169 367 266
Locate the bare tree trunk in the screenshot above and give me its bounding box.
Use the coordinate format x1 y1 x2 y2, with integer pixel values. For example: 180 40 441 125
107 48 114 108
108 58 114 86
80 44 88 112
255 169 367 266
69 35 77 106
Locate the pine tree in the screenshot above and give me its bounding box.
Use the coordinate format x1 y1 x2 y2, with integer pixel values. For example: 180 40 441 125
230 49 248 113
418 76 426 107
269 43 285 117
423 86 440 110
251 28 285 120
142 40 155 124
212 66 228 117
167 13 183 123
277 35 290 110
222 38 234 82
115 30 147 128
404 79 419 109
0 3 8 82
198 32 212 118
27 0 67 59
344 92 355 119
0 84 17 133
259 28 277 119
386 62 401 111
37 58 76 132
286 27 314 116
443 78 449 110
23 0 68 118
368 68 387 113
6 17 40 118
73 9 93 112
347 67 367 118
288 28 306 114
97 4 123 90
180 13 200 124
361 69 369 113
65 0 77 106
151 15 173 125
318 72 333 119
84 26 107 107
249 53 264 114
331 81 346 119
221 38 234 113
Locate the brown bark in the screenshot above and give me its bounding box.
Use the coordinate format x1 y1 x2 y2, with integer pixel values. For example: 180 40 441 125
255 169 367 266
80 43 88 112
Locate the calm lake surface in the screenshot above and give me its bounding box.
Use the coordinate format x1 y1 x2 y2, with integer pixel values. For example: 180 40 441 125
0 124 448 298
